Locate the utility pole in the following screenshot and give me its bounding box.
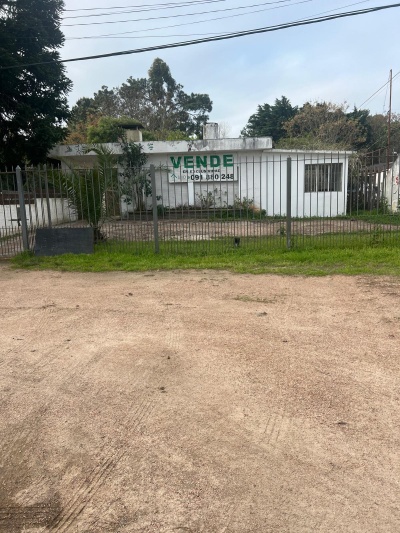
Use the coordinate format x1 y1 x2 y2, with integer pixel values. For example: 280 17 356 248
387 68 393 172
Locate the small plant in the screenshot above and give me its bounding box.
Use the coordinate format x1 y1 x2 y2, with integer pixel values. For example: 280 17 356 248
277 225 286 237
370 225 385 246
234 196 254 211
196 189 218 208
157 204 169 216
232 196 266 219
118 140 151 212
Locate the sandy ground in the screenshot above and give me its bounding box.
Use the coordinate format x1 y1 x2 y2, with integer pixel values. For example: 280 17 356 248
0 267 400 532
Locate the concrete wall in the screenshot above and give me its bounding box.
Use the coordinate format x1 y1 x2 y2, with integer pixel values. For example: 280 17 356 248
0 199 77 233
385 157 400 211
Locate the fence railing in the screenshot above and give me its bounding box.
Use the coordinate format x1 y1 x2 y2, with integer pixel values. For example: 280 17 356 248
1 150 399 257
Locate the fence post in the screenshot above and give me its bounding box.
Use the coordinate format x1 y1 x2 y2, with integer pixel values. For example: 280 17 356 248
150 164 160 254
16 166 30 252
43 164 52 228
286 157 292 250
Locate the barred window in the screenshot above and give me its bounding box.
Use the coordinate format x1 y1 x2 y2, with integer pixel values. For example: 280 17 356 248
305 163 342 192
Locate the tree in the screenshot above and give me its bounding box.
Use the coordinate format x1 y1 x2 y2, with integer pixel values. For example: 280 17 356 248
241 96 298 143
280 101 368 150
0 0 72 166
67 58 212 142
366 112 400 154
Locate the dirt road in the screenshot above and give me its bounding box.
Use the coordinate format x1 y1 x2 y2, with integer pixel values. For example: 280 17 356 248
0 267 399 532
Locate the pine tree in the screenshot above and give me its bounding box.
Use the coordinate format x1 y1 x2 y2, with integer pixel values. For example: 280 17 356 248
0 0 72 166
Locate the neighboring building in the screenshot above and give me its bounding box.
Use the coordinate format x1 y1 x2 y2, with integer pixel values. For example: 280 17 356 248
384 154 400 212
49 123 351 218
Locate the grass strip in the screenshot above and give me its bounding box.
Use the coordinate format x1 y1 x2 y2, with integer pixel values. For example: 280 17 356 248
11 238 400 276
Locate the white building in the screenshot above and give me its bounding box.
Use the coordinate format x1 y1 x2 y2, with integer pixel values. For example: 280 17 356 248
49 123 351 218
384 155 400 212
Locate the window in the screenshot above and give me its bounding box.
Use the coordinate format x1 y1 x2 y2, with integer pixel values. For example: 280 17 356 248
305 163 342 192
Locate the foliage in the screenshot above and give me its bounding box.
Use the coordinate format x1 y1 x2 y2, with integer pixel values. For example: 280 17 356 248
142 129 193 141
118 141 150 212
64 114 100 144
0 0 72 166
53 145 118 240
233 196 254 211
242 95 399 153
281 102 367 150
196 189 218 208
232 196 266 218
366 112 400 153
241 96 298 143
86 117 142 144
67 58 212 142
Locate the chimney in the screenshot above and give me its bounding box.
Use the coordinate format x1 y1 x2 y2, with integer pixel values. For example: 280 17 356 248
203 123 219 140
119 120 144 143
126 129 143 143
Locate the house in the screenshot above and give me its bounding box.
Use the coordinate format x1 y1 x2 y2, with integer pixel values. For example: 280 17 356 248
48 123 351 218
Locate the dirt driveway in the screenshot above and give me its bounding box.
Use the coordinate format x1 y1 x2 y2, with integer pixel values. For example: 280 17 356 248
0 267 399 532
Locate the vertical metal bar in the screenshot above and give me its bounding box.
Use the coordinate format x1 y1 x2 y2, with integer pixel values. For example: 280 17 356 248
286 157 292 250
16 166 29 252
43 164 52 228
150 164 159 253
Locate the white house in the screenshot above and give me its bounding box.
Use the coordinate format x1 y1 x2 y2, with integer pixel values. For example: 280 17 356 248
49 123 351 218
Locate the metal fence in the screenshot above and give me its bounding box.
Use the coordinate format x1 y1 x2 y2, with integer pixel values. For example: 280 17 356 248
1 150 399 257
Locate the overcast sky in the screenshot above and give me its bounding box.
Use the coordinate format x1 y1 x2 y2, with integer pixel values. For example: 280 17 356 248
61 0 400 136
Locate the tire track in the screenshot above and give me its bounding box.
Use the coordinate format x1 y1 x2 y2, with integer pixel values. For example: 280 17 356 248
258 414 291 447
49 392 160 532
0 344 97 461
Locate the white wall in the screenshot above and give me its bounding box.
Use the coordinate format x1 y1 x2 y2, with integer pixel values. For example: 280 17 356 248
385 157 400 212
232 151 349 217
0 198 77 233
49 142 350 219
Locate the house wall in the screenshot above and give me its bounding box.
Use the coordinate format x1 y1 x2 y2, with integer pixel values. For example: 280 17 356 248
48 141 350 218
385 157 400 211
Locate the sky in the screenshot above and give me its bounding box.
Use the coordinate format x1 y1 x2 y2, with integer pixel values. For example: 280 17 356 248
61 0 400 136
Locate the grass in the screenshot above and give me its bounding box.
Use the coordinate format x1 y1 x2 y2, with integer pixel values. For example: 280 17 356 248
342 212 400 226
10 233 400 276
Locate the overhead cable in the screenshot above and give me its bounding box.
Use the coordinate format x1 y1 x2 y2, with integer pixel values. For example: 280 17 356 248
63 0 369 40
62 0 311 26
64 0 225 11
359 70 400 108
63 0 228 19
2 3 400 70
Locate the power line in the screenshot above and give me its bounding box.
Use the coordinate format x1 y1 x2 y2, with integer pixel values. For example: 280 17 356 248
63 0 370 41
382 71 390 114
64 0 225 11
2 3 400 70
62 0 306 26
359 70 400 108
0 0 314 44
63 0 227 19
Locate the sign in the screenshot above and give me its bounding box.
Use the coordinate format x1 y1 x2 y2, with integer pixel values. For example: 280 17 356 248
168 154 236 183
34 228 94 256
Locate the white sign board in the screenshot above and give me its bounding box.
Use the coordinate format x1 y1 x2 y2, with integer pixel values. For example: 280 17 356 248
168 154 237 183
